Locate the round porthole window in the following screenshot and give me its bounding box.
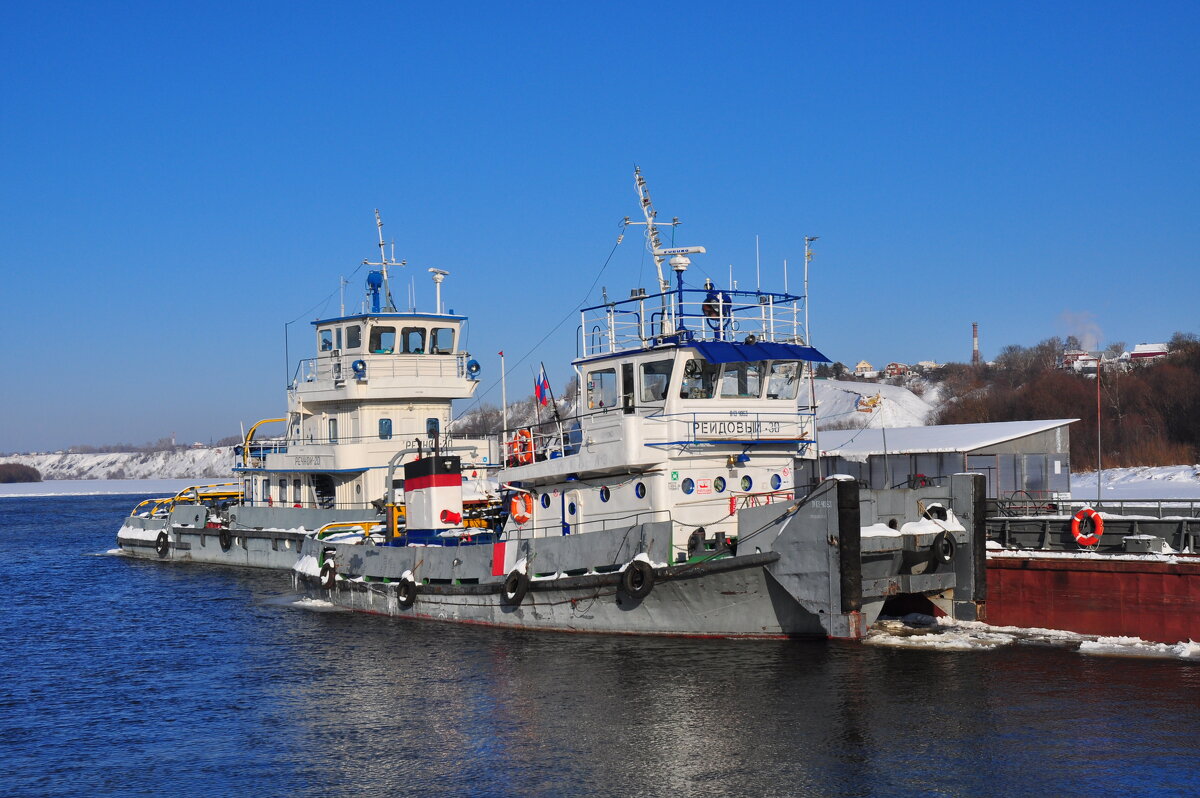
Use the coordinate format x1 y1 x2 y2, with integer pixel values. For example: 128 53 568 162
740 475 753 491
682 478 695 495
600 486 610 502
635 482 646 499
770 474 782 490
540 493 551 509
568 501 577 516
713 476 726 493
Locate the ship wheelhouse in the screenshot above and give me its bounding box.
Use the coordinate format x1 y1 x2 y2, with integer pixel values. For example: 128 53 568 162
234 263 496 519
499 252 829 561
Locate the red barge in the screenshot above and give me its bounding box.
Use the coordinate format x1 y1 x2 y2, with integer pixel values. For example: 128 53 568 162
982 504 1200 643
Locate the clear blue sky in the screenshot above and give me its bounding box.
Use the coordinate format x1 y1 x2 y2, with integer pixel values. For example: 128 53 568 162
2 2 1197 452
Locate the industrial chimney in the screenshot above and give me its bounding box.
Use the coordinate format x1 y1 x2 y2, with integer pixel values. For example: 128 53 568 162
972 322 981 366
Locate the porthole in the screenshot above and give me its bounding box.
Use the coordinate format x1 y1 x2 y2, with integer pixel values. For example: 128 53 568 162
740 475 753 491
682 478 695 495
540 493 551 509
713 476 726 493
770 473 782 490
599 486 610 502
568 501 577 516
635 482 646 499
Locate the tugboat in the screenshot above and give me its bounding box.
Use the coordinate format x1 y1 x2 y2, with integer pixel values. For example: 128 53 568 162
117 213 499 568
293 172 988 638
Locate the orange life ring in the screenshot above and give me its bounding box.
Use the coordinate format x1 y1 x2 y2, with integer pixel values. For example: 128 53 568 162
1071 507 1104 546
510 493 533 525
509 429 534 465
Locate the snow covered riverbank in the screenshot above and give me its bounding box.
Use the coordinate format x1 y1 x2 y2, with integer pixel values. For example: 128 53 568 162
0 447 234 481
0 478 213 498
1070 464 1200 500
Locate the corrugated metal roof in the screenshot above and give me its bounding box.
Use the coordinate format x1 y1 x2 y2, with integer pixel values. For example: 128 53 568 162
818 418 1078 457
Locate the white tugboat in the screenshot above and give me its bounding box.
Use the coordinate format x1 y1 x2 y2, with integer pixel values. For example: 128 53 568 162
294 173 988 638
117 213 499 568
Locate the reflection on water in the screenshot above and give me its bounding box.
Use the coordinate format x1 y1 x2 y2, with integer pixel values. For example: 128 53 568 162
2 495 1199 797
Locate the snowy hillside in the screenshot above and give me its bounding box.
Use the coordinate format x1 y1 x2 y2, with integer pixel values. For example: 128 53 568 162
2 447 236 480
815 379 934 430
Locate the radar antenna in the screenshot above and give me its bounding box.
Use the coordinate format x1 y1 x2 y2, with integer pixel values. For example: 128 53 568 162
362 209 405 312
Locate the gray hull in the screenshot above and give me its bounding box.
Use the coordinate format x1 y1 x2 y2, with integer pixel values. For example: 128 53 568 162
295 475 987 639
296 554 820 637
116 504 381 570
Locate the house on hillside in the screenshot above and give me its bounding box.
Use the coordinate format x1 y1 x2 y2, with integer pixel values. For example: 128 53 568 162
913 360 942 373
854 360 878 379
884 362 909 377
1125 342 1169 365
1061 349 1100 374
809 418 1077 498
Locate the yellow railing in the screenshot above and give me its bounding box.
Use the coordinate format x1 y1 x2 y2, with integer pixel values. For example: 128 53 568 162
315 521 382 542
129 482 244 517
242 418 287 466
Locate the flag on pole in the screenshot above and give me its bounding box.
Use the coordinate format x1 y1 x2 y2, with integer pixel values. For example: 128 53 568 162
535 366 551 406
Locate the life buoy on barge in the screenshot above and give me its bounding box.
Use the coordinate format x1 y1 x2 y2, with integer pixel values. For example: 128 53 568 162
1071 507 1104 546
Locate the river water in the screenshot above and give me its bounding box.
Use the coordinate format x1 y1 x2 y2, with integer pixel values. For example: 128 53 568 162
3 493 1199 797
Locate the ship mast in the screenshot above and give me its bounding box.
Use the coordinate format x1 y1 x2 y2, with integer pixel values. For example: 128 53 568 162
362 209 404 312
625 167 685 335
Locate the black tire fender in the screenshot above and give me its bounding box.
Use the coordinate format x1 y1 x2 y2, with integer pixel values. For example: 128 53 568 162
686 530 704 558
930 530 955 570
502 570 530 606
320 560 337 589
397 578 417 609
620 560 655 600
155 531 170 558
218 527 233 552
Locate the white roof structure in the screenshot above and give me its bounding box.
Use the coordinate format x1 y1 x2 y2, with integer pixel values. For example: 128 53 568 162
819 419 1077 458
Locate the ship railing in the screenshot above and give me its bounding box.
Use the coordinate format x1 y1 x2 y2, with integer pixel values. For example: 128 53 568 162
580 288 807 357
504 507 673 543
990 491 1200 519
129 482 244 517
294 353 471 385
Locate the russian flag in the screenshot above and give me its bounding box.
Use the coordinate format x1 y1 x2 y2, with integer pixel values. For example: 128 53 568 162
535 366 551 406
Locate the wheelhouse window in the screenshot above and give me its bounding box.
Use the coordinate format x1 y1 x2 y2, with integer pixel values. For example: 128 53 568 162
640 359 673 402
587 368 618 409
378 418 392 440
345 325 362 350
767 361 801 400
328 418 339 443
720 361 765 399
292 479 302 504
319 329 334 351
370 326 395 354
430 327 455 354
679 358 720 399
402 327 426 354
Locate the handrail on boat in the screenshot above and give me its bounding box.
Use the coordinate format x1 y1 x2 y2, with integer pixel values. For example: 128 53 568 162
129 482 245 517
314 521 383 542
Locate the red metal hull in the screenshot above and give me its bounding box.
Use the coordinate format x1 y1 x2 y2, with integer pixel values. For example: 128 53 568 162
986 555 1200 643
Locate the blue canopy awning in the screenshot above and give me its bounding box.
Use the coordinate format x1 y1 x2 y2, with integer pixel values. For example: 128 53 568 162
688 340 830 364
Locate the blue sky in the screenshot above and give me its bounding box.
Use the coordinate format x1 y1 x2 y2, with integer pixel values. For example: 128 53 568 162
1 2 1196 452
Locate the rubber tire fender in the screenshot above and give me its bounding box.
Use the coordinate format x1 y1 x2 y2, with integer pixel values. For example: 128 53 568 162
320 560 337 589
218 527 233 552
155 531 170 558
397 578 417 609
929 530 955 571
686 530 704 558
620 560 655 600
502 570 530 607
